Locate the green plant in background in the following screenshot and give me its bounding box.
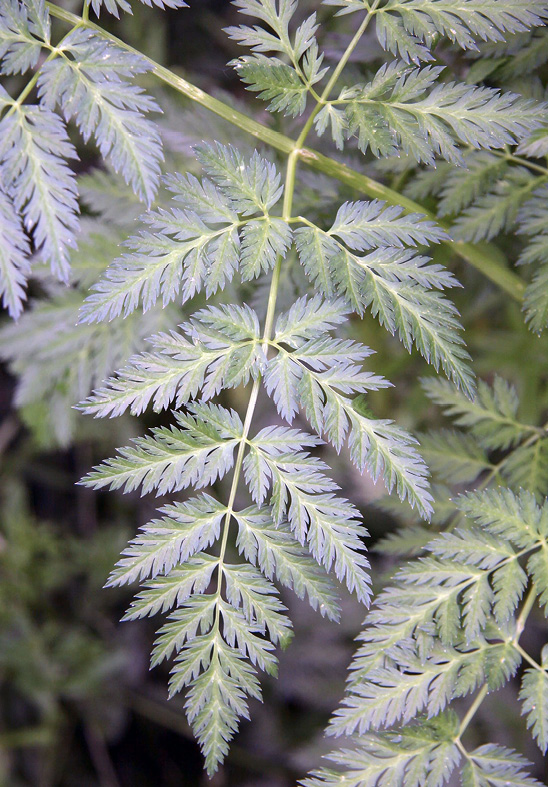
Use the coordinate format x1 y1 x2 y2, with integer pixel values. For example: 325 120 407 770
1 0 548 780
0 482 130 785
306 377 548 785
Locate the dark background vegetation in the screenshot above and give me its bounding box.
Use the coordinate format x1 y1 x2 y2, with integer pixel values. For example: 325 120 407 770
1 2 548 785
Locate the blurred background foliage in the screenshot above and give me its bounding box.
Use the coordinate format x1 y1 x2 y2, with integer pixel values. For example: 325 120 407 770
1 0 548 785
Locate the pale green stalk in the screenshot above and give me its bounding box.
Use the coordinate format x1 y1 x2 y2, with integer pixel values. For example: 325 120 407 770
294 0 382 145
457 685 489 739
498 149 548 177
211 3 379 631
456 585 539 744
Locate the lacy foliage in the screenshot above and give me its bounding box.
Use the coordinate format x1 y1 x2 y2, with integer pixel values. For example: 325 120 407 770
1 0 548 777
305 378 548 787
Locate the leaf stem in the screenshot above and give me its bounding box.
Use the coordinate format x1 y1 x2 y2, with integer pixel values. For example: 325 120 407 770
323 0 381 100
457 685 489 738
514 641 547 674
294 0 381 147
212 149 300 627
4 47 59 115
498 149 548 177
457 585 539 741
209 0 370 632
45 1 525 300
513 584 538 641
445 425 547 533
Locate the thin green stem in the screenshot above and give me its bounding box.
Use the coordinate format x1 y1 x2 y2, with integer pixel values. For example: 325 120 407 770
1 15 85 122
494 149 548 177
457 585 539 741
321 0 381 101
445 424 547 534
515 641 547 674
3 47 59 117
513 584 538 641
458 685 489 738
213 378 261 611
210 15 313 616
45 2 525 300
285 51 323 105
212 149 299 626
294 0 381 148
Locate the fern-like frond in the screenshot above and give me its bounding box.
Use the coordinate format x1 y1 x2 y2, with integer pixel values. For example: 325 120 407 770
461 745 541 787
0 100 79 280
457 487 548 611
37 29 162 205
263 311 433 516
331 637 520 736
244 428 372 602
234 505 341 620
436 152 509 217
378 0 548 55
326 0 548 63
486 28 548 80
427 533 526 630
80 146 288 322
89 0 188 19
501 438 548 499
515 185 548 332
419 430 494 484
295 211 473 396
196 142 283 215
0 187 30 318
227 0 326 83
302 712 461 787
237 43 326 112
523 264 548 335
81 403 242 495
231 55 310 116
241 216 292 279
422 376 535 450
375 521 438 556
0 0 50 75
223 561 293 646
457 488 548 550
331 483 548 706
107 494 227 587
123 554 220 620
452 167 539 243
0 221 173 444
324 481 548 764
78 304 264 417
274 295 350 345
78 167 143 226
231 0 298 37
519 126 548 159
171 614 268 773
146 543 292 774
336 63 542 165
4 0 548 776
328 199 448 249
519 669 548 754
